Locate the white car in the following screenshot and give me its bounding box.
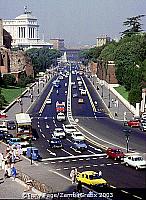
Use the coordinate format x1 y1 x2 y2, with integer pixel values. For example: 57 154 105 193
0 121 8 133
46 98 52 104
53 128 66 139
71 131 85 141
78 81 82 87
81 89 86 95
124 155 146 170
57 112 66 121
77 77 81 81
63 124 77 135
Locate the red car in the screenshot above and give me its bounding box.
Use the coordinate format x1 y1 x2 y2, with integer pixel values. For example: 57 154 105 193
127 120 140 127
0 113 7 118
106 147 125 160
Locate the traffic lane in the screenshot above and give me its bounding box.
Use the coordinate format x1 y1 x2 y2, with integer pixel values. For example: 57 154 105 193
43 156 145 199
83 75 108 112
30 76 57 115
76 117 146 153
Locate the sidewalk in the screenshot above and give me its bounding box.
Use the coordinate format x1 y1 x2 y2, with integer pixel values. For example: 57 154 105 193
89 76 134 121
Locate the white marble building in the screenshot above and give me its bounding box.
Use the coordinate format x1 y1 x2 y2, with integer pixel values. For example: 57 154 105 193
3 7 53 50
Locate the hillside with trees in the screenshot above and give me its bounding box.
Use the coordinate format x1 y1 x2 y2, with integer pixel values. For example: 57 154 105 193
80 15 146 106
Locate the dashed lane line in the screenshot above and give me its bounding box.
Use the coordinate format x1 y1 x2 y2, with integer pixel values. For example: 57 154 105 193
87 149 96 154
42 134 45 138
88 145 102 152
61 149 74 156
41 153 106 161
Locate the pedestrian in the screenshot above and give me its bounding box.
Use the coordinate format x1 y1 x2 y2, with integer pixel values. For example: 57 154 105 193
70 168 76 184
76 181 82 193
11 165 17 181
98 170 102 178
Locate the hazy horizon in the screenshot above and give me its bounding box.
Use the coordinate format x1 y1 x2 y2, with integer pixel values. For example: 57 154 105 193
0 0 146 47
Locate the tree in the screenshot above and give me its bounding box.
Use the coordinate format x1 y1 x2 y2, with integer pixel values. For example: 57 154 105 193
121 15 145 37
128 86 142 106
2 74 16 87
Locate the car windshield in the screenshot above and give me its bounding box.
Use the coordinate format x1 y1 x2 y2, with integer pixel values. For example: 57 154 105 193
76 140 85 144
89 174 100 180
56 129 63 132
114 149 122 154
75 133 82 137
66 126 75 129
8 121 15 124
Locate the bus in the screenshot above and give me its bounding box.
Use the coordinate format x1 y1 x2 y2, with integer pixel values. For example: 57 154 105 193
15 113 32 141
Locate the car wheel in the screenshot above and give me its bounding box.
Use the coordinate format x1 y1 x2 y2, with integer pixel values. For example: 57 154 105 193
136 166 139 170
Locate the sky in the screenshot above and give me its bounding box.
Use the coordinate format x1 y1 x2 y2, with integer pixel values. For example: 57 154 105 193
0 0 146 47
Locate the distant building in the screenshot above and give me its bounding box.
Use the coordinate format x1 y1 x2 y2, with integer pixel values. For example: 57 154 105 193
50 38 65 50
96 35 111 47
3 6 53 50
0 19 3 47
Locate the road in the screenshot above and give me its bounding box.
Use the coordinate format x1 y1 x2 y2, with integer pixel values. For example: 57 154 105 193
27 64 146 200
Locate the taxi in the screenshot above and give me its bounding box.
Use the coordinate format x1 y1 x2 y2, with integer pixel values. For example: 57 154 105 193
76 171 107 187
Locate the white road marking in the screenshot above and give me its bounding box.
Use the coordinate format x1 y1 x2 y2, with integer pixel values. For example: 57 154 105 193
114 163 119 165
89 145 102 152
56 168 61 171
100 164 104 166
61 149 74 156
51 162 55 164
38 121 39 124
42 134 45 138
79 158 84 161
46 125 49 128
38 125 40 127
47 140 49 143
58 161 63 163
85 165 90 168
70 146 81 153
99 157 104 159
132 195 142 199
64 167 69 170
85 158 90 160
72 159 77 162
47 149 56 156
66 138 72 143
40 129 42 132
93 164 98 167
41 153 106 161
44 162 48 165
92 157 97 160
78 166 84 168
87 149 96 154
121 190 128 194
106 163 112 166
65 160 70 163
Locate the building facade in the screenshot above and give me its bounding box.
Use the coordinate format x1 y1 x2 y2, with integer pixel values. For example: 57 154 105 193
50 38 65 50
3 7 53 50
96 35 111 47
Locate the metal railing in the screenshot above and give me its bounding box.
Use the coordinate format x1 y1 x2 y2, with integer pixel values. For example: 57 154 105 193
17 170 53 193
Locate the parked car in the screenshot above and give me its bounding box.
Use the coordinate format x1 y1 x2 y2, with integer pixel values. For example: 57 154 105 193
71 131 85 141
76 171 107 187
124 155 146 170
3 133 13 143
49 137 63 148
9 137 21 146
127 120 140 127
72 139 87 151
7 120 16 130
106 147 125 160
53 128 66 139
0 121 8 133
0 112 7 118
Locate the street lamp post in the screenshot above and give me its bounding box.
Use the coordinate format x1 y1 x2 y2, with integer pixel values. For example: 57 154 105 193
108 72 111 108
19 98 23 113
37 80 39 94
123 129 131 153
29 138 33 165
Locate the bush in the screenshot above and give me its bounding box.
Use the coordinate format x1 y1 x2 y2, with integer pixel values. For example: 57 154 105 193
2 74 16 87
128 86 142 106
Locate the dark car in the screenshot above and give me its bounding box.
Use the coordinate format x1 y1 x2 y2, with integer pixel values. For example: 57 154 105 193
7 120 16 130
3 133 13 143
49 137 63 148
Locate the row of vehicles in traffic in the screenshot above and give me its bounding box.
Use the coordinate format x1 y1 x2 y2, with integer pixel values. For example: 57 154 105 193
0 113 40 160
